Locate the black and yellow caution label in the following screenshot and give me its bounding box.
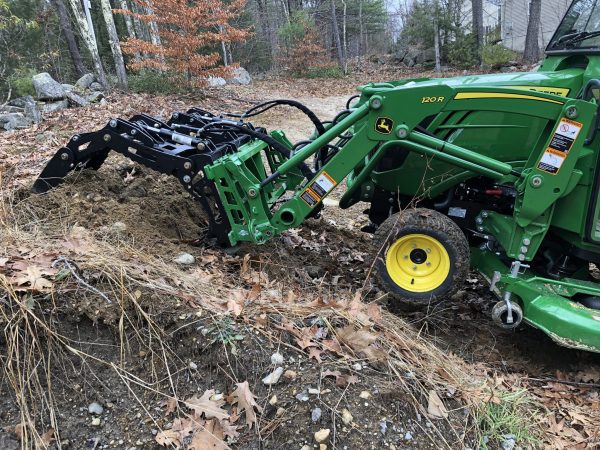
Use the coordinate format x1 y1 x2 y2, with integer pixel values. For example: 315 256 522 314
375 117 394 134
300 171 337 208
537 118 583 175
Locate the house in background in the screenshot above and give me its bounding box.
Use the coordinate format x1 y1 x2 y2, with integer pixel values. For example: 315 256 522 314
501 0 571 52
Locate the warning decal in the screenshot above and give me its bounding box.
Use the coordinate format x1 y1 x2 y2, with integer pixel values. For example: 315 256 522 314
537 118 583 175
301 171 338 208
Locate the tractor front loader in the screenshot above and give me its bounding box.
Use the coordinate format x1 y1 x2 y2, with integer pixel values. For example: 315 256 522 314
35 0 600 352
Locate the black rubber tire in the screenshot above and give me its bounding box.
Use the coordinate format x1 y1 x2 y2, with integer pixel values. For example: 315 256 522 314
372 208 470 311
579 296 600 310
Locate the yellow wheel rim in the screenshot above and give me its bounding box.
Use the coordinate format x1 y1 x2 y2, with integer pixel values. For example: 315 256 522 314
385 233 451 293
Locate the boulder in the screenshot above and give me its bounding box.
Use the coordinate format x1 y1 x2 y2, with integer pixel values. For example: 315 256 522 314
0 113 32 131
89 82 103 91
32 72 66 100
226 67 251 85
207 76 226 87
86 91 104 103
75 73 95 90
62 83 74 92
24 102 42 123
41 99 69 114
66 91 89 107
415 48 436 65
8 95 36 108
0 105 25 114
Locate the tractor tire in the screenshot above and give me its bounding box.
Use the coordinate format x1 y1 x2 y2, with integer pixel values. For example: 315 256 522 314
372 208 470 311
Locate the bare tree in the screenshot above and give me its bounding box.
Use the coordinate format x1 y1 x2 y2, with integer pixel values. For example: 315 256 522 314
117 0 141 63
523 0 542 63
100 0 128 89
472 0 484 62
67 0 108 86
330 0 346 73
50 0 87 77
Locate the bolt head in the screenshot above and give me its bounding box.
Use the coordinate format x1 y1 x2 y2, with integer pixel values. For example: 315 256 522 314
72 135 79 142
531 175 543 187
184 161 192 170
566 106 578 119
60 152 69 160
481 211 489 218
370 97 382 110
183 175 191 183
130 129 137 135
103 134 111 142
197 142 206 151
172 113 179 119
396 127 409 139
522 238 531 245
518 254 525 261
109 119 117 128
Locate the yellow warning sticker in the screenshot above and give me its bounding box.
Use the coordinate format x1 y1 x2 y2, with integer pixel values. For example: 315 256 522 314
300 171 337 208
537 118 583 175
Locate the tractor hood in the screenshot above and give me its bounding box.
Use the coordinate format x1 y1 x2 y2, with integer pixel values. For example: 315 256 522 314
368 69 585 99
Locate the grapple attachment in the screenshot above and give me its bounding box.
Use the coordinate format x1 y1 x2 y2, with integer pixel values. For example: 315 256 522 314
32 108 271 245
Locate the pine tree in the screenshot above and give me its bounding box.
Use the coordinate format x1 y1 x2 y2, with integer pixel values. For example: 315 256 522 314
116 0 249 84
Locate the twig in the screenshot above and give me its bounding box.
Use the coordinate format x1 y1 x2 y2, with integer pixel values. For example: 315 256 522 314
52 256 112 304
526 377 600 389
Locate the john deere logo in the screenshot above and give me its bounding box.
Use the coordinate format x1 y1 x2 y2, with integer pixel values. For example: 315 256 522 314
375 117 393 134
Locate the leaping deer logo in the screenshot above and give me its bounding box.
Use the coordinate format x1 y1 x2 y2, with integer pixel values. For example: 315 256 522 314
376 117 393 134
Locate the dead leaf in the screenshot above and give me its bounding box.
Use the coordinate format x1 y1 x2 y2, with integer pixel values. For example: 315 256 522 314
39 428 55 447
427 390 448 419
308 347 323 363
185 390 229 420
159 397 178 416
230 381 263 428
336 325 386 363
156 417 198 448
189 418 228 450
13 265 55 292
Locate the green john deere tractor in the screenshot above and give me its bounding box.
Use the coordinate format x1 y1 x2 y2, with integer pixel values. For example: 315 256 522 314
35 0 600 352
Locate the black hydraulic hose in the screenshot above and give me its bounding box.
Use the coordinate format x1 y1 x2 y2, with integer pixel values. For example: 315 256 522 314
201 122 314 180
346 94 360 109
225 99 326 136
583 79 600 101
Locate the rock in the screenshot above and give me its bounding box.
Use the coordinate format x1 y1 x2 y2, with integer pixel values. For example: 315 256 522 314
319 445 327 450
75 73 96 90
359 390 371 399
41 99 69 114
111 222 127 233
226 67 251 85
189 361 198 370
270 352 284 365
0 113 32 131
9 95 34 108
91 417 101 426
295 392 309 402
262 367 284 385
66 91 89 107
314 428 330 443
88 402 104 414
308 388 320 395
276 407 285 417
415 48 436 65
62 83 74 92
174 253 195 265
404 431 412 441
283 369 297 380
306 265 323 278
32 72 66 100
501 434 516 450
379 421 387 434
207 76 226 87
311 407 322 422
0 105 24 113
89 81 103 91
86 91 104 103
351 362 362 371
341 408 353 424
269 395 277 405
300 446 311 450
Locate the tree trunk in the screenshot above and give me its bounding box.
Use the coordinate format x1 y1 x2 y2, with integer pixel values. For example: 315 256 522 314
434 19 441 72
100 0 128 90
358 0 364 56
330 0 345 73
51 0 87 77
67 0 108 86
472 0 484 63
341 0 348 73
117 0 141 63
523 0 542 63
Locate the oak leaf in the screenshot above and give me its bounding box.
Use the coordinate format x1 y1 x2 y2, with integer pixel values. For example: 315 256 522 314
185 390 229 420
230 381 263 428
427 390 448 419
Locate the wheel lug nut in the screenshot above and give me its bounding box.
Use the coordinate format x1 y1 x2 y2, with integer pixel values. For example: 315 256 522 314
412 265 417 270
426 262 431 266
403 255 408 259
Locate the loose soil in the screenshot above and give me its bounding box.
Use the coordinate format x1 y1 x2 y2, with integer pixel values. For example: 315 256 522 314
1 71 599 450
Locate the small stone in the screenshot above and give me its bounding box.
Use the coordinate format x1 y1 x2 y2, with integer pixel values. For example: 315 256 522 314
359 391 371 399
300 446 311 450
88 402 104 415
174 253 195 265
311 407 322 423
501 434 516 450
321 389 331 394
269 395 278 405
308 388 320 395
91 417 101 426
295 392 309 402
270 352 284 365
341 408 353 425
320 445 327 450
276 407 285 417
283 369 297 380
111 222 127 233
351 362 362 371
380 421 387 434
314 428 330 443
404 431 412 441
189 361 198 370
262 367 284 385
